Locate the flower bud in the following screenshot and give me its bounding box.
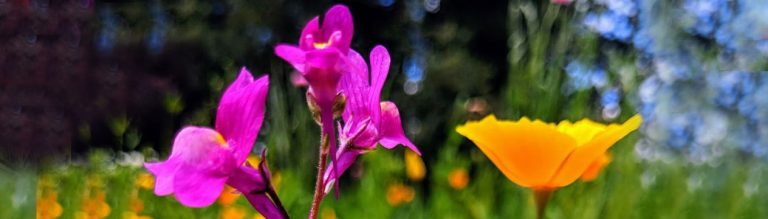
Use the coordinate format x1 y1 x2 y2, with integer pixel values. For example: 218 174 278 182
306 91 322 125
333 92 346 120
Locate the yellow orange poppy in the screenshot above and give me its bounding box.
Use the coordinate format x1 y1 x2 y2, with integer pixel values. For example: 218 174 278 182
455 114 641 190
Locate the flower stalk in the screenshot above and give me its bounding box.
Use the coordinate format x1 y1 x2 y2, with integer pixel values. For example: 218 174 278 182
533 188 553 219
309 133 330 219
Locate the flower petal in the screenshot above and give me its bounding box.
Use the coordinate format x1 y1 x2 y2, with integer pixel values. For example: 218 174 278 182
275 45 306 73
227 165 267 198
580 153 612 182
215 68 269 164
299 17 320 50
144 159 180 196
368 45 390 125
347 49 369 82
456 115 577 188
322 151 361 195
556 119 608 146
243 193 286 219
547 114 642 187
378 101 420 155
173 164 229 208
322 5 354 52
339 50 370 121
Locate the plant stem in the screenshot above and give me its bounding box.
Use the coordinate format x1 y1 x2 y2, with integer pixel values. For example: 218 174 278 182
309 134 329 219
534 188 553 219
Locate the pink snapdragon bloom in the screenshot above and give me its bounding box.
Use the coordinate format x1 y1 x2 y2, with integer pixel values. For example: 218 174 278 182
144 68 284 218
551 0 573 5
275 4 358 193
322 46 421 193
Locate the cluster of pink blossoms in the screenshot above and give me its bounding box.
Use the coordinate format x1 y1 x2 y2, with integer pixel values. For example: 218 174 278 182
144 4 419 219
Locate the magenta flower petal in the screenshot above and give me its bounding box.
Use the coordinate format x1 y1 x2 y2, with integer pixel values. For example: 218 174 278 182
346 49 369 85
145 127 237 207
173 167 229 208
215 68 269 164
378 101 420 155
321 5 354 52
227 150 286 219
299 17 320 50
244 193 286 219
367 45 390 125
322 151 361 194
144 160 179 196
275 45 307 72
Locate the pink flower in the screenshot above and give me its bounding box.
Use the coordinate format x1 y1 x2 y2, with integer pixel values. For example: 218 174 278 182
551 0 573 5
144 68 285 218
274 4 359 194
322 46 421 193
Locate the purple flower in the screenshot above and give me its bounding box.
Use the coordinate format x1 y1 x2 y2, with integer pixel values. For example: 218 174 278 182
144 68 285 218
322 46 421 193
274 4 359 195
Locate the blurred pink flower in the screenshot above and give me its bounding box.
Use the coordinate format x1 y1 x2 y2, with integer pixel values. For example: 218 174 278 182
322 46 421 194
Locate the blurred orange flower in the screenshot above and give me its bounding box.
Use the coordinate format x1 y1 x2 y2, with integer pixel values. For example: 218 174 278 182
78 190 111 219
37 191 63 219
405 150 426 182
220 205 247 219
448 168 469 190
386 183 415 206
218 186 241 206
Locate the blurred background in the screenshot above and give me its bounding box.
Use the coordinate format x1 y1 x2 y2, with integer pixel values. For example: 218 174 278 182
2 0 768 218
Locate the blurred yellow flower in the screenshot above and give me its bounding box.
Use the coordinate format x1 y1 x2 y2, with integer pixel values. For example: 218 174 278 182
78 190 111 219
456 114 641 217
135 172 155 190
122 211 152 219
252 213 266 219
37 191 63 219
386 183 415 206
321 207 336 219
220 206 247 219
405 150 426 182
580 153 612 182
272 171 282 191
448 168 469 190
218 186 241 206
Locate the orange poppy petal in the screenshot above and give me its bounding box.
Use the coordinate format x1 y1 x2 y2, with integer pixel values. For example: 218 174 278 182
547 114 642 187
457 115 578 187
457 115 531 186
557 119 607 146
580 153 612 182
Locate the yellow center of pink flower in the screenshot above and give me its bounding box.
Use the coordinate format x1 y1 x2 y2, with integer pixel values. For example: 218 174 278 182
214 132 229 148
